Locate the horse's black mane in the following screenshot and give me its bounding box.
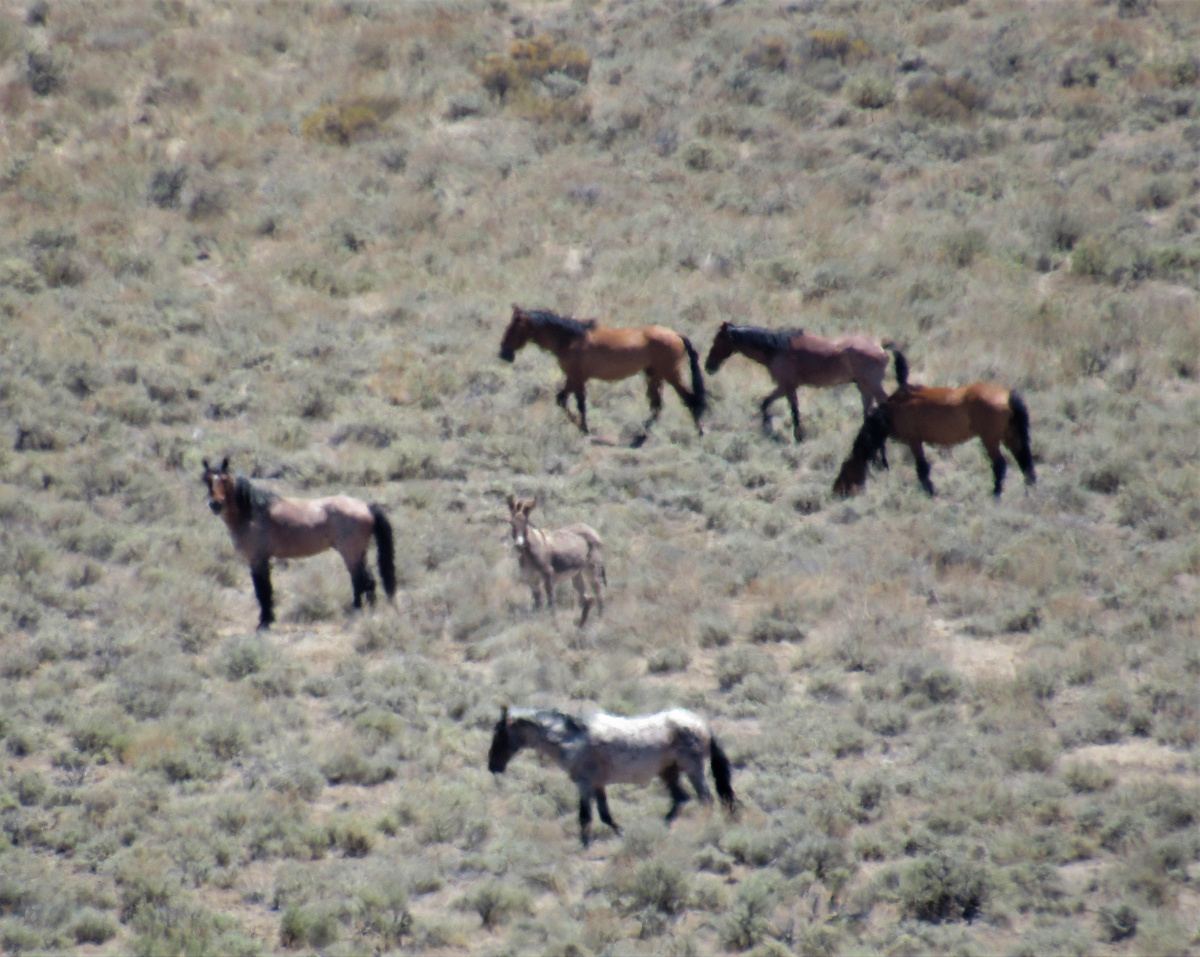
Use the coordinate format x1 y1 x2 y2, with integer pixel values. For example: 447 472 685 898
521 309 597 340
727 324 805 353
233 474 278 525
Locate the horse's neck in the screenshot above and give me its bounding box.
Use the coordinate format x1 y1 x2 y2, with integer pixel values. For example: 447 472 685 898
734 341 774 367
527 727 574 767
520 525 547 555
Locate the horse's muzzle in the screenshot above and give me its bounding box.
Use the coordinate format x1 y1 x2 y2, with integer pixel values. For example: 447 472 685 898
209 501 223 515
498 348 515 363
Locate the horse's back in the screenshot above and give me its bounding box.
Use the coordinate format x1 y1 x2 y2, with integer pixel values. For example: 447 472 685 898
777 333 887 386
267 494 373 559
559 523 602 549
582 710 705 785
891 383 1011 445
577 326 683 379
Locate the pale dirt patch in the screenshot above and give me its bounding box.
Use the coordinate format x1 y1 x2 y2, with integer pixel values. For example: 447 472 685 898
932 617 1020 682
1070 739 1191 777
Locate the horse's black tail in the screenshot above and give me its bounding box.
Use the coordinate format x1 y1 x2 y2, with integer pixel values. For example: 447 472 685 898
681 335 707 426
369 505 397 600
1007 391 1036 485
889 346 910 389
709 737 736 813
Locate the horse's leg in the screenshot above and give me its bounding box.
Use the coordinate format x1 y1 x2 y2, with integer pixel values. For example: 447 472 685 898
346 555 376 610
577 789 593 847
661 765 691 823
572 572 592 627
638 373 664 444
595 787 620 835
759 385 786 434
983 437 1007 498
250 560 274 630
786 389 805 442
543 574 556 615
590 564 604 618
558 380 589 434
909 441 935 496
575 387 589 435
684 757 713 805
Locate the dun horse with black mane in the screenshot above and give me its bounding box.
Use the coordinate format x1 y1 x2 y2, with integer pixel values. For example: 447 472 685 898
704 322 895 441
202 458 396 629
488 706 736 847
499 305 706 445
832 350 1036 498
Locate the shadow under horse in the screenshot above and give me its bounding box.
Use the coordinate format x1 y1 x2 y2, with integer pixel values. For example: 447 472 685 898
202 458 396 629
499 305 706 446
832 350 1036 498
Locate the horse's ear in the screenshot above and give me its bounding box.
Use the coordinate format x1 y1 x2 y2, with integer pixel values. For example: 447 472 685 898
522 499 535 515
501 705 509 724
506 493 516 511
220 456 230 472
202 458 209 471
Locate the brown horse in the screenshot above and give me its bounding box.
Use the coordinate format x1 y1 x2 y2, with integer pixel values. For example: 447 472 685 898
704 322 894 441
202 458 396 629
499 305 706 445
832 351 1036 498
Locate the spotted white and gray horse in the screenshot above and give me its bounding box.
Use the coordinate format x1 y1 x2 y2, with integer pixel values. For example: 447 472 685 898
488 706 736 847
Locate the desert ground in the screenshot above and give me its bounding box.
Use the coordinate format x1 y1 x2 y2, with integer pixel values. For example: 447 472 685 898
1 0 1199 953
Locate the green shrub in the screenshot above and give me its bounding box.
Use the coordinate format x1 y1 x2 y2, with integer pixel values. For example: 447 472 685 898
71 908 118 945
460 880 530 930
720 872 779 951
629 859 690 915
898 852 990 923
846 73 894 109
300 95 400 145
1098 902 1139 942
478 33 590 102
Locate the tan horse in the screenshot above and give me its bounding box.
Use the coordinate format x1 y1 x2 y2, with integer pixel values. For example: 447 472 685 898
832 350 1036 498
488 706 736 847
499 305 706 445
507 495 605 626
704 322 895 441
202 458 395 629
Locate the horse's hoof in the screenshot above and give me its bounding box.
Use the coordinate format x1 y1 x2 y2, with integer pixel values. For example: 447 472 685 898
630 433 648 449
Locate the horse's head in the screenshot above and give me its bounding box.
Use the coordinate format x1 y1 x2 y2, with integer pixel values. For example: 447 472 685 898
506 494 536 549
488 706 521 774
704 322 734 374
499 305 532 362
832 410 891 498
202 457 233 515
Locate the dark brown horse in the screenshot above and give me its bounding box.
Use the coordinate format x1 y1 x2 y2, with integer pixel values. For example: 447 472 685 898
832 351 1036 498
202 458 396 629
499 305 706 444
704 322 894 441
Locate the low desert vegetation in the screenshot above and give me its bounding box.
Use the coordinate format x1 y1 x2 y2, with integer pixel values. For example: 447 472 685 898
1 0 1199 953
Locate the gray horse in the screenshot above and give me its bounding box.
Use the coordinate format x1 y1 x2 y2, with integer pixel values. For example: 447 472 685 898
507 495 605 626
488 706 736 847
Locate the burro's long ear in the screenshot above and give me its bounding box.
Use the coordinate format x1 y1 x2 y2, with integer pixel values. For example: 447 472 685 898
506 493 516 511
522 499 535 516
